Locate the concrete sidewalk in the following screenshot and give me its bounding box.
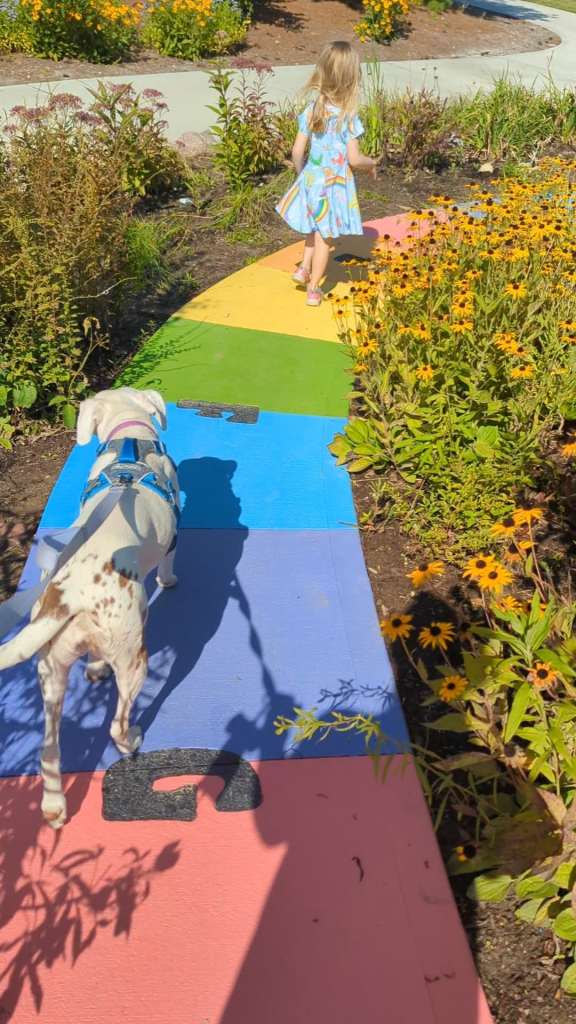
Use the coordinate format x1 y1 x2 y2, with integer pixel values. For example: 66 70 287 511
0 0 574 140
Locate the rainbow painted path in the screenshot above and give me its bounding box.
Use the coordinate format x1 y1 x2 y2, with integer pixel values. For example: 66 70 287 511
0 216 493 1023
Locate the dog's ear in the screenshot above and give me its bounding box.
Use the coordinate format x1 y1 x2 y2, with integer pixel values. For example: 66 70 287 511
137 390 167 431
76 397 99 445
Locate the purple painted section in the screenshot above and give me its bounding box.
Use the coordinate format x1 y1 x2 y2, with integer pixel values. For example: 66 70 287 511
0 528 406 777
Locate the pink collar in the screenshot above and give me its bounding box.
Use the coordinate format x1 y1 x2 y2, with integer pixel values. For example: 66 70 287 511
105 419 157 443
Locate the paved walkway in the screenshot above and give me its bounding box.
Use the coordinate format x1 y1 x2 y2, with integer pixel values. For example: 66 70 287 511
0 221 493 1023
0 0 574 139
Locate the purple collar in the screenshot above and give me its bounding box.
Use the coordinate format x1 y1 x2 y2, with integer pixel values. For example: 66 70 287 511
105 419 157 443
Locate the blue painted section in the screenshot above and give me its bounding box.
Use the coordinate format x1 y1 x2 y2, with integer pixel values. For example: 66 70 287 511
0 528 406 778
40 405 356 531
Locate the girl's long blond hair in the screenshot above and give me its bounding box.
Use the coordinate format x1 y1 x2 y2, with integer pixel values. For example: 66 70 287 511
303 41 361 134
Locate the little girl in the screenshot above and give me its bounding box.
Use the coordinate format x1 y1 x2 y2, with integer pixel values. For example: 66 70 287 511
276 40 378 307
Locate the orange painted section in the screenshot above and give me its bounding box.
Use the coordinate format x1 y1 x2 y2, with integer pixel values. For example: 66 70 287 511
0 757 492 1024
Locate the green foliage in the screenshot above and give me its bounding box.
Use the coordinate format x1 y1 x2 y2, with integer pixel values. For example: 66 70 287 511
0 5 33 52
359 72 576 167
142 0 247 60
208 66 291 190
0 89 185 445
17 0 139 62
87 81 188 197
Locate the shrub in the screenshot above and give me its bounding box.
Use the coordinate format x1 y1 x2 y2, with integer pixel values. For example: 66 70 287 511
142 0 248 60
0 3 33 52
329 159 576 556
17 0 140 62
87 81 188 196
355 0 410 43
0 89 185 444
208 64 291 189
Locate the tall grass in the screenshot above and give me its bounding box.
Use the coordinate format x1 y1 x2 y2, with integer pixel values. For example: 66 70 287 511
359 68 576 167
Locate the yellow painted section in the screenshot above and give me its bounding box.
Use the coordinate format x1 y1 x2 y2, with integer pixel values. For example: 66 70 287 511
177 263 349 343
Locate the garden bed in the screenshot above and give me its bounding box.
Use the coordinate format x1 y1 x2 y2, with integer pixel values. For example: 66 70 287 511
0 0 560 86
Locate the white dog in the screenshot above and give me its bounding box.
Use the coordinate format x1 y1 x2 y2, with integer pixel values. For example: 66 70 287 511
0 387 180 828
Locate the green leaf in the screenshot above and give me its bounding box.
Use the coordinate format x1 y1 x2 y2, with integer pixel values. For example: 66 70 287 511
515 897 545 924
467 873 513 903
346 457 374 473
561 962 576 995
0 385 8 409
515 876 558 901
61 403 77 429
12 382 37 409
427 713 469 733
554 908 576 941
553 863 576 890
504 682 533 743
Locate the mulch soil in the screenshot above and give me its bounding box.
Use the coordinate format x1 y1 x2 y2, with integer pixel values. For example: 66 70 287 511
2 163 576 1021
0 0 560 86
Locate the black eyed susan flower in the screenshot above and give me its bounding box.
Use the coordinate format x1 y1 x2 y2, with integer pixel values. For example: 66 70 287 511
408 561 445 588
512 508 543 527
477 562 513 594
504 282 527 299
463 553 496 583
380 614 414 642
455 843 477 863
438 674 467 702
495 594 522 612
562 440 576 457
529 662 557 689
503 540 533 563
510 364 534 379
418 621 455 651
416 364 434 382
490 516 517 539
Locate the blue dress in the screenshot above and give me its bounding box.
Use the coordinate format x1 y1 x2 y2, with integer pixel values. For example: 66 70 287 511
276 104 364 240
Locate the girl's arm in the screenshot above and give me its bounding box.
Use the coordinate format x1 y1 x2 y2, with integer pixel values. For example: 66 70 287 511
292 131 309 174
347 139 379 178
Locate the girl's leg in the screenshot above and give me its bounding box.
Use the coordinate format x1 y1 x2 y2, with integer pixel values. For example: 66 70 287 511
310 232 330 292
301 232 315 273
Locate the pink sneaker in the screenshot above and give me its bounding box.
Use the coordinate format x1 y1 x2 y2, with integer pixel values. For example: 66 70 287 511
292 265 311 286
306 288 323 307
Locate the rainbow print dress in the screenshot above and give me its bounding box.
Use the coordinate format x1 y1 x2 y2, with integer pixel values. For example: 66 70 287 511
276 105 364 240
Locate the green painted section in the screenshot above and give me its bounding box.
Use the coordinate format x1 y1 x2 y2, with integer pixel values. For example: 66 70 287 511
118 317 350 417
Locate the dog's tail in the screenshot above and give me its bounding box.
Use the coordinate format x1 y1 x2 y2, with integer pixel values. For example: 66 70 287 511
0 584 73 671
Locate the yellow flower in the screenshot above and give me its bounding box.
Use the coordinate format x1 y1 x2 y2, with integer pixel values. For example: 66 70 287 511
455 843 477 863
476 562 513 594
416 364 434 382
439 674 467 702
504 282 527 299
381 614 414 641
562 441 576 457
490 516 517 538
495 594 522 612
503 540 533 563
462 553 496 582
510 364 534 379
512 508 543 527
528 662 557 689
419 621 455 651
408 560 445 588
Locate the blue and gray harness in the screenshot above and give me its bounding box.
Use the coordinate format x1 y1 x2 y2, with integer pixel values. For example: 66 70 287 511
81 436 179 517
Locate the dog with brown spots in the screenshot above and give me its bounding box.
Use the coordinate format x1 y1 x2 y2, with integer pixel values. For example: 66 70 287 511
0 387 180 828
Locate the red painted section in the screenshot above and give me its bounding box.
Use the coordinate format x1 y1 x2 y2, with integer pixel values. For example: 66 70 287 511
0 757 491 1024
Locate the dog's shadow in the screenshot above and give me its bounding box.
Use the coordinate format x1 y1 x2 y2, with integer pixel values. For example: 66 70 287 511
136 456 248 735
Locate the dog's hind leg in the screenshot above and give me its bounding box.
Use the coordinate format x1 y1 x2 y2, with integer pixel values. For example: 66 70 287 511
109 648 148 755
38 653 69 829
85 659 112 682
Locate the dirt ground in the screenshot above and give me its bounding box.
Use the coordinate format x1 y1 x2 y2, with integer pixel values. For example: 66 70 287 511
2 162 576 1021
0 0 560 86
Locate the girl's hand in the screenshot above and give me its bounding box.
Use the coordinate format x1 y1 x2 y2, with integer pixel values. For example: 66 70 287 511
370 156 382 180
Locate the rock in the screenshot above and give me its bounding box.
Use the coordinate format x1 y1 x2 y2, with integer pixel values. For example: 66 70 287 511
479 161 494 174
173 130 214 159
